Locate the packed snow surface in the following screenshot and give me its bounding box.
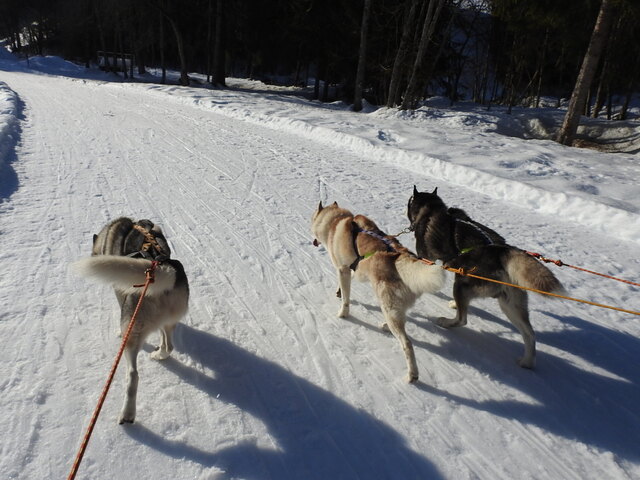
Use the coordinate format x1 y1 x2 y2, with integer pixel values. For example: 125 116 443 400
1 53 639 479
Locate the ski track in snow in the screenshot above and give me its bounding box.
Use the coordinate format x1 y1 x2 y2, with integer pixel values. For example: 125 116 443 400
0 62 639 480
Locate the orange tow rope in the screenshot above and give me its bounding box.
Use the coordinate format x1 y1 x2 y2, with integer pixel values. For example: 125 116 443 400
419 258 640 317
526 251 640 288
67 261 158 480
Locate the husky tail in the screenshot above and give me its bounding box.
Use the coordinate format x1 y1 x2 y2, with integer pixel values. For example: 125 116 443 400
396 255 446 296
72 256 178 296
505 249 565 295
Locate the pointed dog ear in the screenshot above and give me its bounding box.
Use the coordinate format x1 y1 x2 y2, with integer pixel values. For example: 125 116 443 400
413 185 418 195
317 201 323 212
332 201 338 207
432 187 438 195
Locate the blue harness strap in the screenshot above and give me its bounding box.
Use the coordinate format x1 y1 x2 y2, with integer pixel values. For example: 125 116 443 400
359 228 398 251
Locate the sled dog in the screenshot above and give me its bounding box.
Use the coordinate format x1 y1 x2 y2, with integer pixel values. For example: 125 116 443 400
73 217 189 424
407 186 564 368
311 202 445 383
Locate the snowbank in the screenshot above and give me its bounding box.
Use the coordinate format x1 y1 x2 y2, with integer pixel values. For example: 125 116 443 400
0 82 19 167
111 81 640 245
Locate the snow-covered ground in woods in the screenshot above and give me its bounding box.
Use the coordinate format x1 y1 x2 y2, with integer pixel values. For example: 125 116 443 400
1 50 639 480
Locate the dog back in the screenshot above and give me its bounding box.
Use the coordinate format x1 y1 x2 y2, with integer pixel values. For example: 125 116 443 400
92 217 171 259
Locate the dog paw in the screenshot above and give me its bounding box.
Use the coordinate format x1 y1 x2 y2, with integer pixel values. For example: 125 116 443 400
150 348 170 360
436 317 464 328
118 413 135 425
380 322 390 332
448 300 457 309
518 357 535 369
406 372 419 383
337 308 349 318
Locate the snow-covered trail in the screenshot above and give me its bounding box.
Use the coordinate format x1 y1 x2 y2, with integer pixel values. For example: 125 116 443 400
0 67 639 480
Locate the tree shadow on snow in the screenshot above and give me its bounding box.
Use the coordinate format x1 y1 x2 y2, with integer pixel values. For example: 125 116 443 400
411 309 640 463
126 324 444 480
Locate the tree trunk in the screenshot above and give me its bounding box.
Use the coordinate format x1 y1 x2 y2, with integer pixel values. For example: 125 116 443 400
591 68 607 118
352 0 372 112
117 23 128 79
212 0 226 87
387 0 418 107
620 88 632 121
159 9 166 84
206 0 212 83
556 0 617 146
322 68 330 102
534 29 549 108
167 16 188 85
93 1 109 71
401 0 445 110
148 0 188 85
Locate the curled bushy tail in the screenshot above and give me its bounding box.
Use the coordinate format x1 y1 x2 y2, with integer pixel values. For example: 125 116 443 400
505 249 565 295
396 255 446 296
72 256 177 296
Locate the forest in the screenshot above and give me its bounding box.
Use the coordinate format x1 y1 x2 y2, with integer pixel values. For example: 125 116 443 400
1 1 639 136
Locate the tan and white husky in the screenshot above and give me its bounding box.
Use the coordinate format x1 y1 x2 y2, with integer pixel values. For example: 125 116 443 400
311 202 444 383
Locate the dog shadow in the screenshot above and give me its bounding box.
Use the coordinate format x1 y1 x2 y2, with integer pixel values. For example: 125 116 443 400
410 310 640 462
129 324 444 480
348 293 640 462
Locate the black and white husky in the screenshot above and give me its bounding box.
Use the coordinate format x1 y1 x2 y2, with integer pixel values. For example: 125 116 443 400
312 201 445 383
407 187 564 368
73 217 189 424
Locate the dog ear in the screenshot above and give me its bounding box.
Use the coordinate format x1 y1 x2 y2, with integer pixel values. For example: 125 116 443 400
432 187 438 195
317 201 323 212
413 185 419 195
332 201 338 207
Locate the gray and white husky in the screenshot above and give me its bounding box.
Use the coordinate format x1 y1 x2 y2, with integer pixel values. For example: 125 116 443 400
407 186 564 368
73 217 189 424
312 202 445 383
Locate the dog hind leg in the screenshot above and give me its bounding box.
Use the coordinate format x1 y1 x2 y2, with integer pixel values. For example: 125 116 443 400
118 336 142 424
377 284 418 383
498 289 536 368
117 294 145 424
382 307 418 383
151 323 177 360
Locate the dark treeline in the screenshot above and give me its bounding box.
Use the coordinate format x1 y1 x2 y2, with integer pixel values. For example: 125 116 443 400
1 0 638 118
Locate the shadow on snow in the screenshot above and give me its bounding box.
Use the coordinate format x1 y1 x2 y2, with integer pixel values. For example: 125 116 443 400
411 305 640 463
126 324 443 480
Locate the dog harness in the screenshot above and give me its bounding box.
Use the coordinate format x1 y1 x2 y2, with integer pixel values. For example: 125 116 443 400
452 217 498 256
128 223 169 262
349 222 398 271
